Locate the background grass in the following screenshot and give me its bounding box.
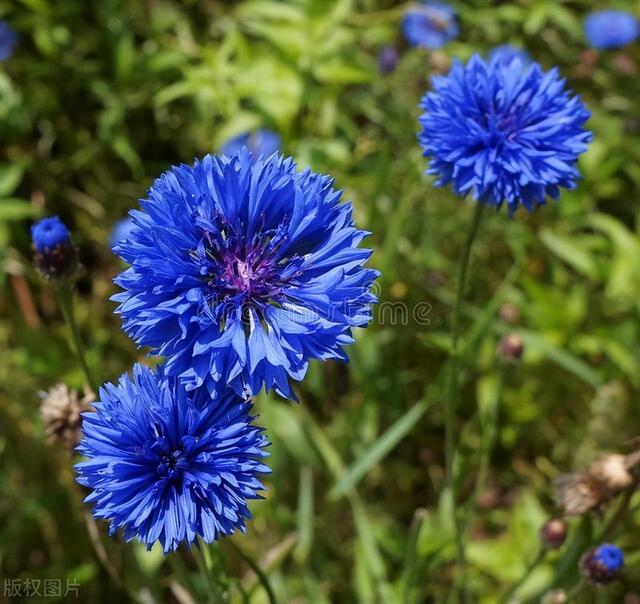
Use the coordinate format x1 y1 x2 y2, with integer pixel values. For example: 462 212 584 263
2 0 640 602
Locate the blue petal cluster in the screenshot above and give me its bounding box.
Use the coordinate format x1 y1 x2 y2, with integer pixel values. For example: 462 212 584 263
584 10 638 50
0 20 17 61
488 45 531 69
580 544 624 584
418 55 592 212
75 364 270 553
113 150 378 400
402 1 458 49
594 544 624 572
221 130 281 161
31 216 71 252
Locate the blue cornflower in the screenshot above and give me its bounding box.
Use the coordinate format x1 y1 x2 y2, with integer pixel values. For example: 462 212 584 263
402 2 458 49
0 20 17 61
580 544 624 584
113 151 378 400
31 216 77 280
221 130 281 161
488 45 531 69
584 10 638 50
418 54 592 212
75 364 270 553
109 217 135 250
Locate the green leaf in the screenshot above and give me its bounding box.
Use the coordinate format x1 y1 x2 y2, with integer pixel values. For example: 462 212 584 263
540 228 599 279
312 61 373 84
0 199 40 221
0 163 25 197
329 397 433 501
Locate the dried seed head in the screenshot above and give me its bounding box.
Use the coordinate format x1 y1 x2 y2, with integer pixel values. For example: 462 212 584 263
40 384 94 448
590 454 635 491
553 472 603 516
553 451 639 516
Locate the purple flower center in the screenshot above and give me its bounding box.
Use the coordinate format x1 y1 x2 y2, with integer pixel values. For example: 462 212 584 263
199 213 305 321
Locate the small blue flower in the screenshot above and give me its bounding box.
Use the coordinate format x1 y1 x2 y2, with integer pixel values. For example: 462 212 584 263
75 363 270 553
378 46 399 74
113 151 378 400
109 217 135 250
488 45 531 69
221 130 281 161
31 216 77 280
402 2 458 49
31 216 70 252
580 544 624 584
418 54 592 212
584 10 639 50
0 20 17 61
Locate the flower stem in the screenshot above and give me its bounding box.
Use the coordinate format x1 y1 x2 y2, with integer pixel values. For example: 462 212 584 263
445 201 485 601
498 547 545 604
228 539 277 604
56 282 96 391
194 540 225 603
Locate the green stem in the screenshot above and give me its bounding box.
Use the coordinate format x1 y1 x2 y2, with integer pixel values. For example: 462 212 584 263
499 548 546 604
56 282 96 391
228 540 277 604
566 580 586 601
194 541 224 603
445 201 485 602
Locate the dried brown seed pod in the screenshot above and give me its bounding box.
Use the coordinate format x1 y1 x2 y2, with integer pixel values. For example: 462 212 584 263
553 451 640 516
40 383 94 449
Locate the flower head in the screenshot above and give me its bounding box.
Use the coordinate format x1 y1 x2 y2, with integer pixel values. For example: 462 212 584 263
580 544 624 584
0 20 17 61
584 10 638 50
75 364 270 553
31 216 78 280
221 130 281 161
113 151 378 400
402 2 458 49
418 55 592 212
488 45 531 69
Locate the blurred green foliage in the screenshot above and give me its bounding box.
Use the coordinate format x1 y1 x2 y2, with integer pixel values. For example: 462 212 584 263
1 0 640 602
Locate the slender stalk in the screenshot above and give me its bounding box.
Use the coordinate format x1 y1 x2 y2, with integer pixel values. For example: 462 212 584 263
56 282 96 391
469 365 504 523
566 580 586 601
194 541 224 603
596 489 633 541
445 201 485 602
498 548 546 604
228 540 277 604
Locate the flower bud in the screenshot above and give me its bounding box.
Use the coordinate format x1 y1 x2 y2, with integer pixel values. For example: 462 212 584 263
31 216 78 280
499 302 519 324
499 334 524 361
540 519 567 549
378 46 399 75
580 544 624 584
